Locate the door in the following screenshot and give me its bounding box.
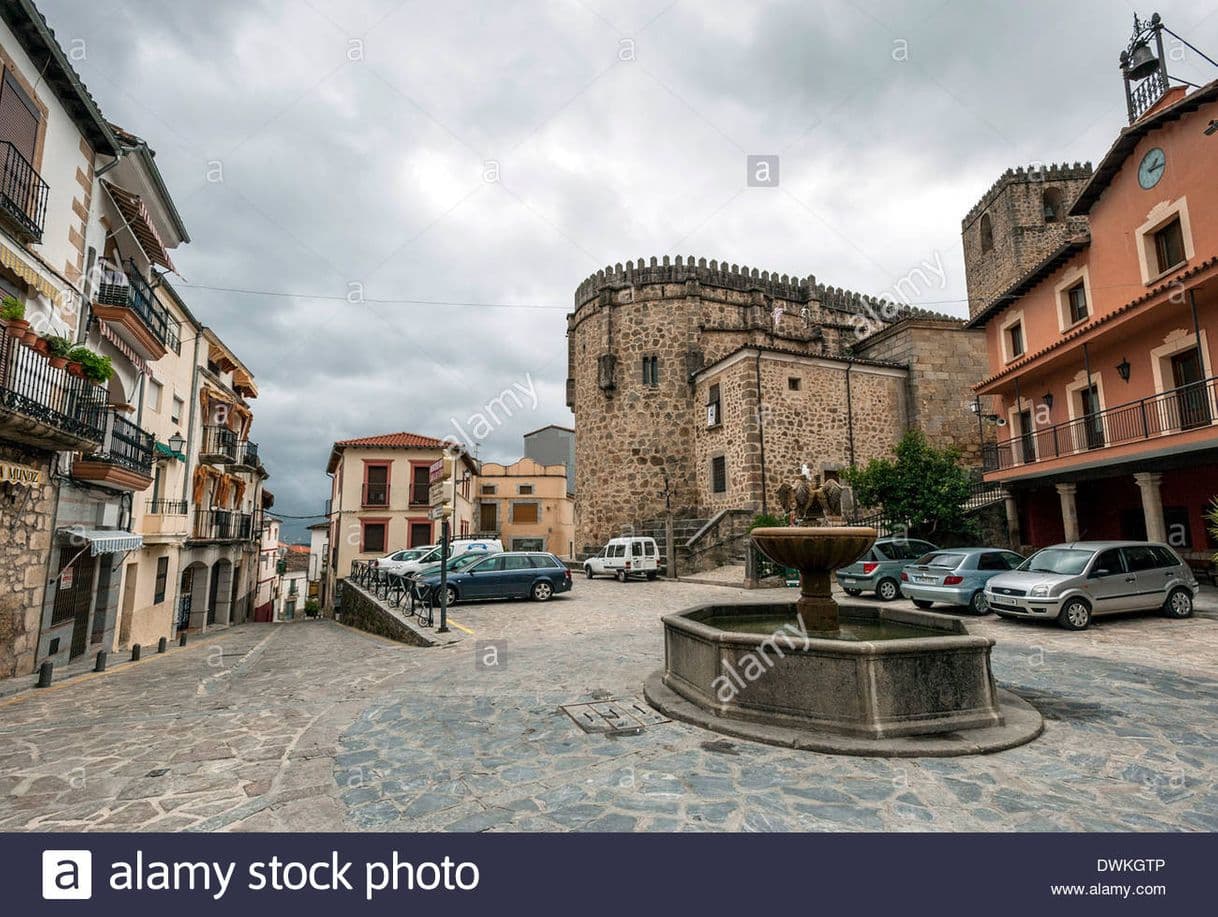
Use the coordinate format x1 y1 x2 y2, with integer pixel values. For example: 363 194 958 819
119 562 138 645
1120 545 1170 611
90 559 113 648
409 521 432 548
1171 349 1210 429
1017 409 1035 463
463 554 505 598
1085 548 1134 614
1080 386 1104 449
207 564 221 625
53 551 97 659
177 567 193 630
480 502 497 532
501 554 537 596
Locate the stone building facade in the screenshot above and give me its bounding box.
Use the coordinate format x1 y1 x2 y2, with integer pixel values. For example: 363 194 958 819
566 256 988 554
0 443 55 678
961 163 1093 319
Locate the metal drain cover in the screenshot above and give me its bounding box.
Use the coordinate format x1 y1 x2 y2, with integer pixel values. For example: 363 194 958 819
561 697 670 735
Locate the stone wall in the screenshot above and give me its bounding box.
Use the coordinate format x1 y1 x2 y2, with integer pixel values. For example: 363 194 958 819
0 444 55 679
338 581 438 647
960 163 1092 318
855 318 992 467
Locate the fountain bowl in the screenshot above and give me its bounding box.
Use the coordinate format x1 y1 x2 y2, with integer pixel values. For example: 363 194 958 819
750 525 875 572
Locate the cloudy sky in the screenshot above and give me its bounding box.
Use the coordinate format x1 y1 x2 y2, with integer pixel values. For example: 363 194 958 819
42 0 1218 539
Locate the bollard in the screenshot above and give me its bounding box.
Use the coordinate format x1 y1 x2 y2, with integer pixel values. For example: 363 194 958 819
94 650 107 673
36 660 53 688
179 632 188 647
158 637 168 654
131 643 141 662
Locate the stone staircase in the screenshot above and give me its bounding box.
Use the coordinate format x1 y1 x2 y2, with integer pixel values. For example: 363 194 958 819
641 509 755 575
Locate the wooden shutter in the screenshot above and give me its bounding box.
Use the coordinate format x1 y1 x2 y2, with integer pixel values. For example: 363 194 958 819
0 72 39 163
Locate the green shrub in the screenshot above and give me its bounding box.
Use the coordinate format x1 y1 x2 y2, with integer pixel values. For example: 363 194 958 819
45 335 74 357
749 512 788 530
67 346 114 383
1 296 25 322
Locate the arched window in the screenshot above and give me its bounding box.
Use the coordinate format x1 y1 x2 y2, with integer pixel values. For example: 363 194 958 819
979 213 994 253
1043 187 1063 223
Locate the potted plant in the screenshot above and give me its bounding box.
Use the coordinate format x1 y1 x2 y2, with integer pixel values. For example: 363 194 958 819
1 296 28 338
68 346 114 384
45 335 73 369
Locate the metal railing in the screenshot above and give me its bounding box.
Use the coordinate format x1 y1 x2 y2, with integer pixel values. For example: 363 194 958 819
962 477 1004 512
985 376 1218 472
146 498 188 515
347 560 435 625
0 141 49 241
200 425 238 461
362 482 389 506
191 509 255 541
233 439 259 468
95 259 179 352
83 411 154 475
0 332 107 442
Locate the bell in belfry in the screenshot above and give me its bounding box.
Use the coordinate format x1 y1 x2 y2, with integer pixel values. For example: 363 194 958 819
1124 40 1159 80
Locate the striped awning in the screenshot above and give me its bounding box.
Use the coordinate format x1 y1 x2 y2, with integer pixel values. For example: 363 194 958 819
102 180 176 271
97 319 150 376
0 238 62 300
58 527 143 555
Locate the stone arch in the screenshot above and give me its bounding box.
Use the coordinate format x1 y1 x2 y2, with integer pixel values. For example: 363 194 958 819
1042 187 1064 223
979 212 994 253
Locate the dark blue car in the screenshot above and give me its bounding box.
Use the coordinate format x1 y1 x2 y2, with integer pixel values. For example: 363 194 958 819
416 551 572 605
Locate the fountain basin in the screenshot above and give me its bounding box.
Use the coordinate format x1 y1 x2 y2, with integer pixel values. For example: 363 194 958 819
659 602 1004 740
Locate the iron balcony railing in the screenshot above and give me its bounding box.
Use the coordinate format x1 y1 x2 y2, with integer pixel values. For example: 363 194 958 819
191 509 256 541
95 259 179 352
985 376 1218 472
362 482 390 506
0 332 107 442
146 498 188 515
82 411 154 475
232 439 259 468
201 425 238 461
0 141 49 241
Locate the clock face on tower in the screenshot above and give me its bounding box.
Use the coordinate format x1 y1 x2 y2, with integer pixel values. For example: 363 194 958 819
1138 147 1166 189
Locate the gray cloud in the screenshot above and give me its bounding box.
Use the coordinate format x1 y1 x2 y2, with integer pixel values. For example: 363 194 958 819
42 0 1218 538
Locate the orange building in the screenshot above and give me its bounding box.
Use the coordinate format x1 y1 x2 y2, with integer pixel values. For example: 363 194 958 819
965 48 1218 557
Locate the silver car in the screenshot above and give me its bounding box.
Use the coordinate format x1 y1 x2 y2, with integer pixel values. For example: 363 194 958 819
984 541 1198 630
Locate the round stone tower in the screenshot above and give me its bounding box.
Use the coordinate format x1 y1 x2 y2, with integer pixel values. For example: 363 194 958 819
566 255 886 554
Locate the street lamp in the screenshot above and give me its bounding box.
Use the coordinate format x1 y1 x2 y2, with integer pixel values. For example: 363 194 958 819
167 432 186 458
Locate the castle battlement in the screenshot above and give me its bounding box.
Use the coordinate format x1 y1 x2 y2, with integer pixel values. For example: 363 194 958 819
962 161 1093 228
573 255 902 320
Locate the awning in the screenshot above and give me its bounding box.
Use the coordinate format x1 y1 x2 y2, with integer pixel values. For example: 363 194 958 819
154 442 185 462
0 238 61 300
58 527 143 555
101 180 176 271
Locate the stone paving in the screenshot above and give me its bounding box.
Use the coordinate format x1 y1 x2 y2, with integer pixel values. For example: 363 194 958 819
0 577 1215 831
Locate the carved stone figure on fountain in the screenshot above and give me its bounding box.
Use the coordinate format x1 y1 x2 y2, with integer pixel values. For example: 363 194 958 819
776 467 854 525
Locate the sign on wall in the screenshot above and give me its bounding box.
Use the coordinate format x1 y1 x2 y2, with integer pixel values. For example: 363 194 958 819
0 460 44 486
428 459 446 483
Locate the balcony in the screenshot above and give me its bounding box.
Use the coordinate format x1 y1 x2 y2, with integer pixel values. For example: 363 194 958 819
0 332 107 452
190 509 256 542
0 141 49 243
985 376 1218 474
231 439 260 472
92 260 179 361
362 481 390 507
72 411 155 492
146 498 188 515
199 425 238 464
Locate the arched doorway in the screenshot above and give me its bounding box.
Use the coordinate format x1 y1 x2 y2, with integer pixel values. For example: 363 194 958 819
179 561 209 631
208 559 233 626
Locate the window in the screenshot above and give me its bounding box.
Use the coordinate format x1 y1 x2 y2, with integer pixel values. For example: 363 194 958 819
513 537 545 552
503 555 534 570
979 213 993 253
170 396 184 425
410 463 430 505
518 484 534 495
1091 548 1125 576
787 376 801 391
642 355 659 386
154 556 169 604
1042 188 1063 223
481 484 496 495
1066 282 1088 325
361 521 387 553
1080 385 1104 449
1017 409 1035 463
363 463 389 506
1122 545 1159 573
475 555 506 572
0 71 40 163
1008 322 1025 359
706 383 721 427
711 455 726 493
1153 218 1186 275
512 502 539 524
976 552 1009 571
148 379 163 412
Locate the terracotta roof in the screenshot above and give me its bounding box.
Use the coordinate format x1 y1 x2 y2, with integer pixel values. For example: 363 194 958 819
974 256 1218 390
333 431 448 449
1069 79 1218 217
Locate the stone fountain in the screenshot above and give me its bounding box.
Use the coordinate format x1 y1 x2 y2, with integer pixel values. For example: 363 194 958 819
644 478 1042 756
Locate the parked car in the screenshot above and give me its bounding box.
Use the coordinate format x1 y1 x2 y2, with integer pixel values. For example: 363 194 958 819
383 538 503 577
984 541 1198 630
411 550 495 581
373 546 434 575
899 548 1025 614
584 536 660 581
835 537 938 600
417 551 572 605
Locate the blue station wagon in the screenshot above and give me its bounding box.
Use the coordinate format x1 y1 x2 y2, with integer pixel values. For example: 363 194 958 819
416 551 572 606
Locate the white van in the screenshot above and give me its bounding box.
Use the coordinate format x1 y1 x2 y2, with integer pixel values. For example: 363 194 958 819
380 538 503 576
584 536 660 581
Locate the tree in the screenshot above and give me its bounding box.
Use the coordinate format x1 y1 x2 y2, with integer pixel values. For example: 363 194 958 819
844 431 973 540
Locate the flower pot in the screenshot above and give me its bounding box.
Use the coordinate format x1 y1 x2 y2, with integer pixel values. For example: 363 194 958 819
66 361 84 378
49 356 68 370
4 319 29 339
33 337 50 356
20 329 38 347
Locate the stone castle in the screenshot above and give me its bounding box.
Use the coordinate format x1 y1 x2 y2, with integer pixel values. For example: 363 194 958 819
566 256 991 556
